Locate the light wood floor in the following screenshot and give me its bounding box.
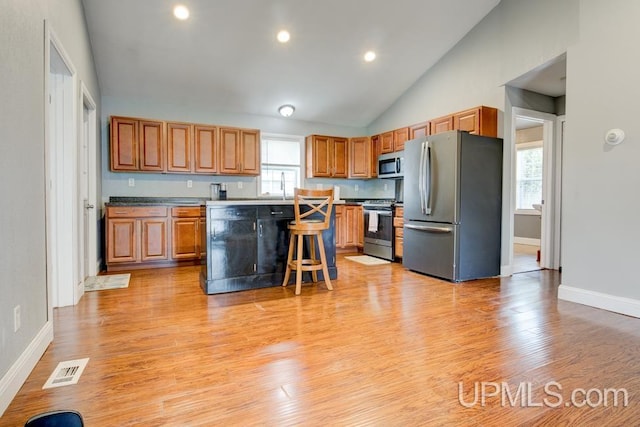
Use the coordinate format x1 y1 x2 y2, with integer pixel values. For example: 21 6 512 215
3 256 639 426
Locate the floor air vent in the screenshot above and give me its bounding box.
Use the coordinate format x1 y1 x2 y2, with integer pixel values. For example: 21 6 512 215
43 358 89 389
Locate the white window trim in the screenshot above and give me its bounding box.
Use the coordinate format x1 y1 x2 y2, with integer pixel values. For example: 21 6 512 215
259 133 304 197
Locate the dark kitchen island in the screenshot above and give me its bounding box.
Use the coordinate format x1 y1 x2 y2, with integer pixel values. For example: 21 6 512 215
200 200 338 294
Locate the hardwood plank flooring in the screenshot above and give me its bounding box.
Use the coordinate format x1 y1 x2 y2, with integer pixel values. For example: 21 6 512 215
2 256 640 426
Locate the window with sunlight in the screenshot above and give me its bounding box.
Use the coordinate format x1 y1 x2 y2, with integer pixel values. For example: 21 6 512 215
260 134 302 198
516 142 543 211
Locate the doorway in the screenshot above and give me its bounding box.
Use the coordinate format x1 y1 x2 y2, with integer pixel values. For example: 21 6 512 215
511 107 559 272
80 83 98 283
47 26 80 308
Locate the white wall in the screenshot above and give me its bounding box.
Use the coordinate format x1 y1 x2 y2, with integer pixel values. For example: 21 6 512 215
0 0 101 415
558 0 640 315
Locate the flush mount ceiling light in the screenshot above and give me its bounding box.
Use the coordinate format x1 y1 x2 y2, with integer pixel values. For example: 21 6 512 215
364 51 377 62
277 30 291 43
278 104 295 117
173 5 190 20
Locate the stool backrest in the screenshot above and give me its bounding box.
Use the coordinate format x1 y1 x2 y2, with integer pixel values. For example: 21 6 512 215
293 188 334 228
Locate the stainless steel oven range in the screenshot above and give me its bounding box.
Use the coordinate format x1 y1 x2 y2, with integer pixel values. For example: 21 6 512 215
362 200 395 261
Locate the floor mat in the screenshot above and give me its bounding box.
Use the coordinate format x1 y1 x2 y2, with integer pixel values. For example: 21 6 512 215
84 273 130 291
344 255 391 266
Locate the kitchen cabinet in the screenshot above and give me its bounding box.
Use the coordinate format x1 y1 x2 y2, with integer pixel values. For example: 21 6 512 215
370 134 379 178
201 203 337 294
106 206 169 267
453 106 498 137
110 116 165 172
379 131 394 154
430 115 454 135
171 207 203 260
306 134 348 178
348 136 374 178
393 127 409 152
194 125 218 174
394 206 404 258
167 122 193 173
219 127 261 175
409 121 430 139
335 204 363 250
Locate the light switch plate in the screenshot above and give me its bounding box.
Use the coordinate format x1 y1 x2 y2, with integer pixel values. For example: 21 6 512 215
187 180 193 188
238 181 243 189
128 178 135 187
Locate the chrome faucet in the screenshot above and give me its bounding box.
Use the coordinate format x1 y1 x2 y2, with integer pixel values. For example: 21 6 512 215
280 171 286 200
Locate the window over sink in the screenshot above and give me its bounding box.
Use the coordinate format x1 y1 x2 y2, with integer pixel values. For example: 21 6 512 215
260 133 302 198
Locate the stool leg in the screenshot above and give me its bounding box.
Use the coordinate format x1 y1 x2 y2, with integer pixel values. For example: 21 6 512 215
295 234 304 295
316 233 333 291
282 232 295 287
309 234 318 282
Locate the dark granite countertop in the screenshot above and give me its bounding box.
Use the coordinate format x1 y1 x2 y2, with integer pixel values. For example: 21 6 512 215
107 197 210 206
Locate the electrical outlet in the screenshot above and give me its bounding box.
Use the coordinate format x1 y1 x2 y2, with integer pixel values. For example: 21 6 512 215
355 184 359 192
14 305 20 332
128 178 135 187
384 183 388 191
187 180 193 188
316 183 322 189
238 181 243 189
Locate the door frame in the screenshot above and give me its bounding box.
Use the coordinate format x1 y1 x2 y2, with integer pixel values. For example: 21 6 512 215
45 22 80 310
80 82 98 280
510 107 559 270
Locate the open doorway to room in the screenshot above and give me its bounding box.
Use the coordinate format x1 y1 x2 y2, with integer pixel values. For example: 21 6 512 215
505 54 566 274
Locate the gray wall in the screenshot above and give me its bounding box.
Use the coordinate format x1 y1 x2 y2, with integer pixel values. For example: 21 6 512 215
514 214 541 240
0 0 101 406
370 0 640 309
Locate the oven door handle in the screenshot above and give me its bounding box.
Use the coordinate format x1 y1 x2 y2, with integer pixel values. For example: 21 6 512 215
364 210 392 216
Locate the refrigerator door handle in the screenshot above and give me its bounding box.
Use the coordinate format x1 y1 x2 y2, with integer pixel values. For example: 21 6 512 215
424 141 432 215
418 142 425 213
405 224 452 233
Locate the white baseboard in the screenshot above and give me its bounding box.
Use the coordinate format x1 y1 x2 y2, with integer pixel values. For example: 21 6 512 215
500 264 512 277
558 285 640 318
514 237 540 246
0 321 53 416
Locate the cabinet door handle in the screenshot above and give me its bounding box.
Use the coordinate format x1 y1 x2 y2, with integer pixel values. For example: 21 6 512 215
270 211 284 215
259 223 263 237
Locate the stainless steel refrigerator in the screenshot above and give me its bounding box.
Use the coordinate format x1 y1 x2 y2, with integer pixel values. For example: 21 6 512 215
403 130 503 281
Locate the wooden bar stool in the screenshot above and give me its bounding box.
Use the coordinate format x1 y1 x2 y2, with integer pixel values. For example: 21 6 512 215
282 188 334 295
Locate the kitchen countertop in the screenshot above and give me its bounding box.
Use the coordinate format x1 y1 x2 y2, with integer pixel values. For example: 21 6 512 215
107 196 352 207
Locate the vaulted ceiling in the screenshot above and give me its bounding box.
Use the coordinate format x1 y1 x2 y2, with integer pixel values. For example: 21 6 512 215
82 0 500 127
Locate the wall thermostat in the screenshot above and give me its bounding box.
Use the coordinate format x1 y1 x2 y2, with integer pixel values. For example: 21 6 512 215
605 128 625 145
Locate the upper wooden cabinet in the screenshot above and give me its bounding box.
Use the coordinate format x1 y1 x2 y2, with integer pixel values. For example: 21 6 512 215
370 134 379 178
219 127 261 175
306 134 348 178
110 116 165 171
379 131 394 154
430 115 454 135
430 106 498 137
393 127 409 152
409 121 430 139
194 125 217 174
348 136 373 178
453 106 498 137
166 122 193 173
110 115 258 176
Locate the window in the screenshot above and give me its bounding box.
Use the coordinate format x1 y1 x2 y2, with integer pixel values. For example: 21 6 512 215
516 141 543 211
260 134 302 197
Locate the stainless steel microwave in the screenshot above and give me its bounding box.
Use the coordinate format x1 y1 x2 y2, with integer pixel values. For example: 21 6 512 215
378 151 404 179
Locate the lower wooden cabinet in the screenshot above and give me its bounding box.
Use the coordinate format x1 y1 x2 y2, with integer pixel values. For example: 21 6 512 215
106 205 205 271
335 204 364 250
393 207 404 258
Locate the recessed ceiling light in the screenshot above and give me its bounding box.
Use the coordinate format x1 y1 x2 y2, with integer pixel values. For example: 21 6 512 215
364 51 376 62
277 30 291 43
173 5 190 20
278 104 295 117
